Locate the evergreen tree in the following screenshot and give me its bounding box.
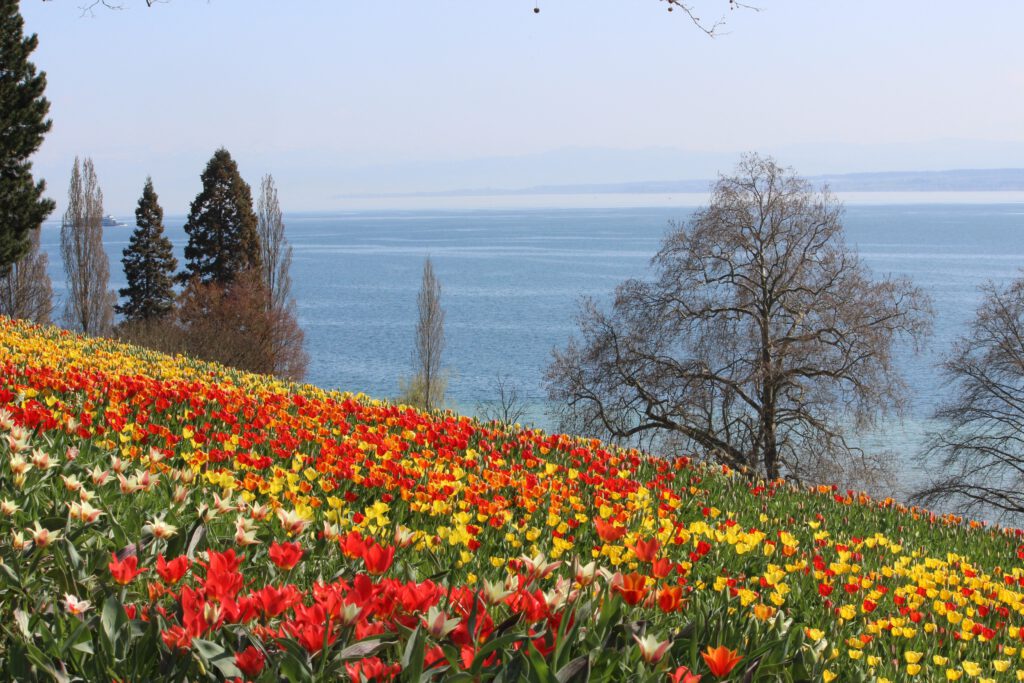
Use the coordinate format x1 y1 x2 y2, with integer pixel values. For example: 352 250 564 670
180 148 260 286
0 0 55 272
117 177 177 321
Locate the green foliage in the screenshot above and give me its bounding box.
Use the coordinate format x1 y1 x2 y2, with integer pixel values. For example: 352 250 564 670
179 148 260 287
117 177 178 322
398 370 449 411
0 0 55 271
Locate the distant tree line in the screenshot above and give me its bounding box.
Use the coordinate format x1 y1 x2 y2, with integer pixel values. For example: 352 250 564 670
116 150 308 381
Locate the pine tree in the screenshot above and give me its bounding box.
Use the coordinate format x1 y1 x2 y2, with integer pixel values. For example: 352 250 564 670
0 0 55 272
180 148 260 286
61 157 114 335
117 177 177 321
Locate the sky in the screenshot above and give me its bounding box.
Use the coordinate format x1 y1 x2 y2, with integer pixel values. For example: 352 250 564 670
18 0 1024 214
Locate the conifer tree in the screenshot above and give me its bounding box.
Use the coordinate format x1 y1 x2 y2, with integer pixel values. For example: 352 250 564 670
180 148 260 286
0 0 55 272
61 157 114 335
117 177 177 322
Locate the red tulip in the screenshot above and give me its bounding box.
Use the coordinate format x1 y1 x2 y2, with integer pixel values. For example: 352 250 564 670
339 530 366 559
651 557 675 578
234 646 265 677
268 541 304 570
156 554 190 585
669 666 702 683
362 542 395 576
344 657 401 682
109 553 147 585
161 625 191 652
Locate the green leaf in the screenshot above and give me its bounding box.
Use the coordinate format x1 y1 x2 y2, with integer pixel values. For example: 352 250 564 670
185 523 207 559
401 626 426 682
14 609 31 639
191 637 225 660
100 595 124 653
277 642 312 681
470 632 526 675
555 655 590 683
337 638 395 660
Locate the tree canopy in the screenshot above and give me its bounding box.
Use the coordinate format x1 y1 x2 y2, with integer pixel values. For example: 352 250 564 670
180 148 260 287
547 154 933 484
117 177 177 322
914 275 1024 521
0 0 54 272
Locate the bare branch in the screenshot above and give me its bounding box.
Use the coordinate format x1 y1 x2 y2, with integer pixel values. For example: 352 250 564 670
548 153 931 488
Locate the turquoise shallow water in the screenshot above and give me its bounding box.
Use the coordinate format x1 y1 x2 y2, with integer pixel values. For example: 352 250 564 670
36 203 1024 492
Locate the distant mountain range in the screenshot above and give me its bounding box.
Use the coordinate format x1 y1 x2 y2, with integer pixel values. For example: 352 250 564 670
344 168 1024 198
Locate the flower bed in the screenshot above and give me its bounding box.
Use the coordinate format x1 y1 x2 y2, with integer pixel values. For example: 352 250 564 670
1 316 1023 681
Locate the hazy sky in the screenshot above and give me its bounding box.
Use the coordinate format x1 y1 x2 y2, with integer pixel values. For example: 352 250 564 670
19 1 1024 214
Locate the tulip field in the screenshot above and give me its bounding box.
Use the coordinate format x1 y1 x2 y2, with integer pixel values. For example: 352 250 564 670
2 316 1024 681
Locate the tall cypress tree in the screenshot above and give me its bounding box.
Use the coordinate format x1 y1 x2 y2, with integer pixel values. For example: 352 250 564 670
179 148 260 286
0 0 55 272
117 177 177 322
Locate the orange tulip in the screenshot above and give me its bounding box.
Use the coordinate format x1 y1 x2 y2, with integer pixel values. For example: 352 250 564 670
701 645 742 678
657 585 684 613
615 572 649 606
594 518 626 543
632 537 659 563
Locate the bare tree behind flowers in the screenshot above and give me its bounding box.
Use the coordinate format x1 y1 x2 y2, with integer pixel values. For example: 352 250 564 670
0 227 52 323
175 271 307 381
477 373 529 426
61 157 114 335
255 174 307 381
401 257 446 411
547 154 932 484
256 174 291 314
914 276 1024 520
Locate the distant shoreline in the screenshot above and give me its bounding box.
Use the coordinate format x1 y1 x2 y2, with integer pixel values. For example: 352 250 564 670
321 191 1024 212
50 191 1024 221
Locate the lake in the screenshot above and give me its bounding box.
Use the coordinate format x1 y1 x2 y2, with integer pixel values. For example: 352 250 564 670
36 201 1024 497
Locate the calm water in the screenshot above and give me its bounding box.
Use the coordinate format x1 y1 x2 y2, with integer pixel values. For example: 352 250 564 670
36 203 1024 493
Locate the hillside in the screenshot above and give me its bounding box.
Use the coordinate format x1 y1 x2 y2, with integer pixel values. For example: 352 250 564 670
0 315 1021 681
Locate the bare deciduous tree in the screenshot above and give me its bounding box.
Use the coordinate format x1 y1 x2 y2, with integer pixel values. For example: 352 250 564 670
61 0 755 36
256 174 292 315
402 257 446 411
255 173 308 381
61 157 114 335
477 373 529 426
547 154 932 484
174 270 308 382
0 227 52 323
913 276 1024 520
